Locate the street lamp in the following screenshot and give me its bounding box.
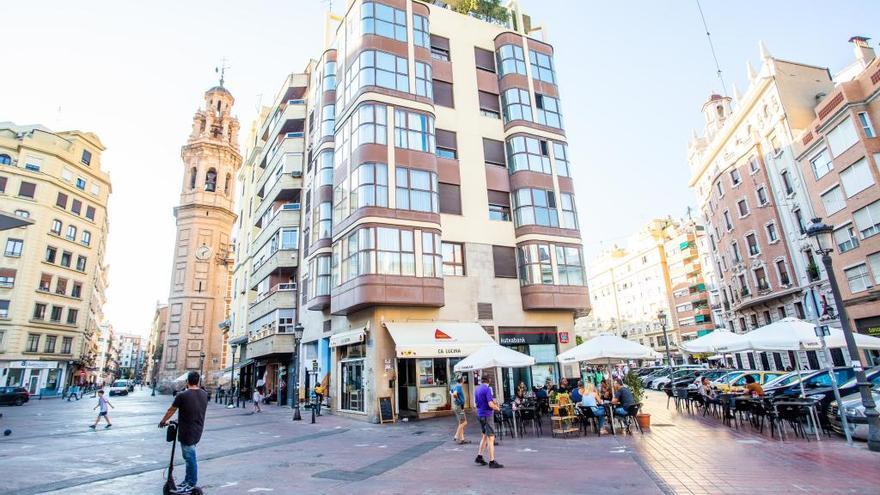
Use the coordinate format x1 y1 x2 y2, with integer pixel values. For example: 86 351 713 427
292 323 304 421
807 217 880 452
658 310 673 371
151 358 159 396
229 345 237 406
199 351 206 387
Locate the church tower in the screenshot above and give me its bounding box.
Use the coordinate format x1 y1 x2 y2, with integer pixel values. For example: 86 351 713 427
159 79 241 387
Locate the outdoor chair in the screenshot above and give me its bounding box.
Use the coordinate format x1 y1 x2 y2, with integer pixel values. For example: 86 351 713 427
664 386 675 409
519 405 542 437
576 405 601 436
615 403 643 434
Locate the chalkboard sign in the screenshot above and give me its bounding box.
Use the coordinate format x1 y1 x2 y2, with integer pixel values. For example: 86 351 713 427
378 396 395 423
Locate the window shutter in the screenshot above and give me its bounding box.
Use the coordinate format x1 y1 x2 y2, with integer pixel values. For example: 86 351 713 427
323 320 331 333
492 245 517 278
0 176 6 193
477 303 494 320
439 183 462 215
436 129 457 151
71 199 82 215
430 34 450 51
433 80 454 108
474 47 496 72
56 192 68 208
19 182 36 198
482 138 505 165
487 190 510 206
86 206 96 221
478 91 500 112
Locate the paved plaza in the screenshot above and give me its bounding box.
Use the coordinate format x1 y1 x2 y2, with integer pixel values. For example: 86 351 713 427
0 389 878 495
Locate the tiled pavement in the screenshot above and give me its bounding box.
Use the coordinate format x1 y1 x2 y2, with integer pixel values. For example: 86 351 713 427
0 389 878 494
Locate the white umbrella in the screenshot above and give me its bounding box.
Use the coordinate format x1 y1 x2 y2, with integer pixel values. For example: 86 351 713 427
173 372 190 383
722 317 880 353
557 333 660 364
680 329 747 354
454 344 535 372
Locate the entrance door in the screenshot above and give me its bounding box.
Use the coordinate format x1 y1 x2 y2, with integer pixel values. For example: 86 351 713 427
27 370 40 394
341 359 364 412
397 359 418 417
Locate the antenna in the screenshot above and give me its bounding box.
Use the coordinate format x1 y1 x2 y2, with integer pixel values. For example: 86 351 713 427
215 58 230 87
695 0 728 96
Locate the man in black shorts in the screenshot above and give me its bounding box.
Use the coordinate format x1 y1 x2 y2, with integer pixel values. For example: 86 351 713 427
159 371 208 493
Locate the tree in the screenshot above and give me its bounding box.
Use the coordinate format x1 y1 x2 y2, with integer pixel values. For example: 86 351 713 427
575 335 584 345
452 0 510 26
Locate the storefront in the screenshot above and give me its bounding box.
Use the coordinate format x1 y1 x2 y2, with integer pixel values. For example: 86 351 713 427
1 360 65 396
498 327 562 400
856 316 880 366
385 322 494 419
331 329 367 415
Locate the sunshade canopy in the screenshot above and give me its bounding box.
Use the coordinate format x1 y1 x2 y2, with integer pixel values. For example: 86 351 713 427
722 317 880 353
385 322 495 358
679 329 747 354
557 333 661 364
454 344 536 372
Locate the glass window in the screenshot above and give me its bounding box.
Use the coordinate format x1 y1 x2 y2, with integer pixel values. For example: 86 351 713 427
556 245 585 285
26 334 40 352
553 142 570 177
314 202 332 240
737 198 749 217
4 239 23 257
280 228 299 250
560 193 577 229
350 162 388 210
854 200 880 239
810 149 833 179
44 335 57 353
81 230 91 246
415 62 432 99
61 337 72 354
66 225 77 241
320 104 335 138
323 60 337 91
76 255 87 271
513 188 558 227
868 252 880 285
766 222 778 243
489 204 511 221
396 167 438 213
421 231 442 277
845 264 870 293
442 242 464 276
821 186 846 215
501 88 532 123
840 158 875 198
529 50 555 83
517 244 553 285
506 136 550 174
757 186 768 205
826 116 859 156
51 219 62 235
534 94 562 128
780 170 794 195
834 225 859 253
317 150 334 186
394 110 435 153
362 1 407 42
413 14 429 48
496 44 526 76
312 255 331 297
350 50 409 94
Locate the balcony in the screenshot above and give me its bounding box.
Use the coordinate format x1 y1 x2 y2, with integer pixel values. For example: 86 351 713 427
260 99 306 143
252 207 301 256
257 170 302 212
252 248 298 283
247 284 297 323
246 329 297 359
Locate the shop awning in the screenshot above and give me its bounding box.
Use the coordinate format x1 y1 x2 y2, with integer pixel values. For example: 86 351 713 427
385 322 495 358
329 328 366 348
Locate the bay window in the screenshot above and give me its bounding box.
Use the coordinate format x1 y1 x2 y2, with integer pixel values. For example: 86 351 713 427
394 110 435 152
513 188 558 227
506 135 550 174
501 88 532 123
362 1 407 42
497 44 526 76
396 168 438 213
529 50 556 83
350 162 388 210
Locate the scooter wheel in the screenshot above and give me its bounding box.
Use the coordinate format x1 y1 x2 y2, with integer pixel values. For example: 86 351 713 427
191 488 204 495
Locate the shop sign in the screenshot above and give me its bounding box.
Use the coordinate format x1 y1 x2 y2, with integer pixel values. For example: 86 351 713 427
18 361 58 369
499 333 555 346
559 332 569 344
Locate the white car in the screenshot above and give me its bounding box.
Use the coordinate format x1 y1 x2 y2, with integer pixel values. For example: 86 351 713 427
829 388 880 441
108 380 130 396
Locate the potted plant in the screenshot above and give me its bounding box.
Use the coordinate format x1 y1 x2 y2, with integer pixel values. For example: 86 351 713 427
807 262 820 281
623 370 650 430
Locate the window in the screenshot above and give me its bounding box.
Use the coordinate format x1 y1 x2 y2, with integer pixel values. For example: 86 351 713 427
4 239 22 257
55 277 67 295
754 267 769 290
474 47 496 72
492 245 517 278
517 244 553 285
430 35 450 61
44 335 57 353
432 79 453 107
71 282 82 298
438 183 461 214
76 255 87 271
737 199 749 217
535 94 562 128
0 270 13 288
506 135 550 174
316 150 334 186
361 1 407 42
18 181 36 198
415 62 432 98
312 255 331 297
560 193 578 229
489 203 511 221
67 308 78 325
45 246 57 263
350 162 388 210
75 178 86 190
0 154 10 165
746 233 760 256
394 110 435 152
723 210 733 231
497 44 526 76
413 14 429 48
351 104 387 149
827 116 859 156
776 260 791 286
858 111 875 138
869 252 880 285
61 337 72 354
81 149 92 165
323 60 337 91
529 50 556 83
793 208 806 235
377 227 415 276
716 181 724 197
51 219 62 235
442 242 465 276
820 185 846 215
478 90 501 118
14 209 28 218
0 176 5 192
810 149 833 179
513 188 558 227
50 305 62 322
854 200 880 238
396 168 438 213
90 183 100 197
320 104 335 138
26 334 40 352
780 170 794 195
483 138 505 166
553 142 570 177
56 192 68 208
501 87 534 125
845 264 870 293
351 50 408 93
435 129 457 159
65 225 77 241
756 186 768 205
421 231 442 277
33 303 46 320
731 241 742 263
730 168 741 186
81 230 91 246
25 161 40 172
314 202 332 240
60 251 71 267
840 158 875 197
834 224 859 253
71 199 82 215
556 245 585 285
766 222 778 243
748 156 759 174
0 300 8 318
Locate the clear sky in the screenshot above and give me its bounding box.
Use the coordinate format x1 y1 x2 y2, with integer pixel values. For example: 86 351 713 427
2 1 878 337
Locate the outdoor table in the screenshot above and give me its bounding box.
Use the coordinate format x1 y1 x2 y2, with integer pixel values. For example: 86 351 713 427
773 399 822 440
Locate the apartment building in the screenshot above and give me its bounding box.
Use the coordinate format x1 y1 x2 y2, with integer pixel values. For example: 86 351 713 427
118 333 142 379
229 0 589 422
94 322 118 386
0 123 111 394
687 43 844 371
144 303 168 385
794 38 880 365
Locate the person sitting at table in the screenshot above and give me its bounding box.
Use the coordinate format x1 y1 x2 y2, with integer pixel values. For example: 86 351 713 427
516 381 527 400
611 380 637 418
698 377 720 405
570 382 583 404
742 374 764 397
580 383 607 433
559 378 570 393
599 379 612 402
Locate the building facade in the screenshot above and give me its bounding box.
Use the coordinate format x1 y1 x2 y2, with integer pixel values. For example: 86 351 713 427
144 303 168 385
158 83 241 388
794 38 880 365
0 122 111 394
117 333 142 380
229 0 589 422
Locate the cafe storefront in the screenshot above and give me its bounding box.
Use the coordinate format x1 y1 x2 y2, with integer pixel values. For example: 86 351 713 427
498 327 563 400
856 316 880 366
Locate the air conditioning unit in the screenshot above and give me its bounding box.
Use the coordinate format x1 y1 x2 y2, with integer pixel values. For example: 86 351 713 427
291 171 302 178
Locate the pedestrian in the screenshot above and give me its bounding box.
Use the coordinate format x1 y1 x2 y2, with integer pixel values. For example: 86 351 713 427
89 390 113 429
473 375 503 468
159 371 208 494
313 382 324 416
252 388 263 413
450 376 469 445
67 384 79 401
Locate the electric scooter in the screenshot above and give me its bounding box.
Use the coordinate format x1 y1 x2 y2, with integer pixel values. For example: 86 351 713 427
162 420 204 495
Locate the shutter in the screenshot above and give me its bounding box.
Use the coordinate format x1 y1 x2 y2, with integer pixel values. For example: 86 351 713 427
19 181 36 198
439 183 462 214
482 325 495 336
477 303 494 320
323 320 331 333
56 192 68 208
433 80 454 108
482 138 505 165
436 129 457 151
492 245 517 278
474 47 496 72
430 34 450 51
0 268 16 278
478 91 500 112
86 206 96 220
0 176 6 192
71 199 82 215
487 190 510 206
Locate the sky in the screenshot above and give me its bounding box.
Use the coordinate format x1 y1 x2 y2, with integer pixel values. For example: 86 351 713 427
2 1 878 337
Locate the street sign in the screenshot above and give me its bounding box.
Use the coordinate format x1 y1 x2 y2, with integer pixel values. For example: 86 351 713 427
311 360 318 372
815 325 830 337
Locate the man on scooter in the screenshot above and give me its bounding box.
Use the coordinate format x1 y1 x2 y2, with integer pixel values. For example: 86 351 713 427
159 371 208 494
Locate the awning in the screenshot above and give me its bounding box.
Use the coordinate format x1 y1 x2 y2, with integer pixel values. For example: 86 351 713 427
385 322 495 358
329 328 366 348
228 334 248 346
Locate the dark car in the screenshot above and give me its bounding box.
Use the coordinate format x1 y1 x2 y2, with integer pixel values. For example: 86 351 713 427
0 387 29 406
765 366 879 426
826 371 880 436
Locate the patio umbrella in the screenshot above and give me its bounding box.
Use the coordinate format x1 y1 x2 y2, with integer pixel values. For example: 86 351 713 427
722 317 880 353
556 333 660 364
679 329 747 354
453 344 535 372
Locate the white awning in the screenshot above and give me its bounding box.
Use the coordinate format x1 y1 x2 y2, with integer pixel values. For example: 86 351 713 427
385 322 495 358
329 328 366 348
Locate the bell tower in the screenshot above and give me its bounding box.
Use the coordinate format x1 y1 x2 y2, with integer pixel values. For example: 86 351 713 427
159 78 241 388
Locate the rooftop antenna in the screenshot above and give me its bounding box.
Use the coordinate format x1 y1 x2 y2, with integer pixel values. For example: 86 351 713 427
215 58 229 87
695 0 728 96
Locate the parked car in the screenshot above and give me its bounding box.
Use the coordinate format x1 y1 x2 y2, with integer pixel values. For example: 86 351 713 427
762 371 802 389
715 371 786 393
108 380 130 396
827 380 880 440
765 367 879 427
0 386 29 406
652 367 704 390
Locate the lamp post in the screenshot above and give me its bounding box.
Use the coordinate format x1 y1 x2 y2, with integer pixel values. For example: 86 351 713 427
292 323 304 421
151 358 159 396
199 351 206 387
807 217 880 452
229 345 237 406
658 310 673 372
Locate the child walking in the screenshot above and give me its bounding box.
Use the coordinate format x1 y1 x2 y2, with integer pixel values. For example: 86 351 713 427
89 390 113 429
252 388 263 414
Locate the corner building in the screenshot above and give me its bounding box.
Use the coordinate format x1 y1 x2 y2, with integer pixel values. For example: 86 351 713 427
232 1 590 423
